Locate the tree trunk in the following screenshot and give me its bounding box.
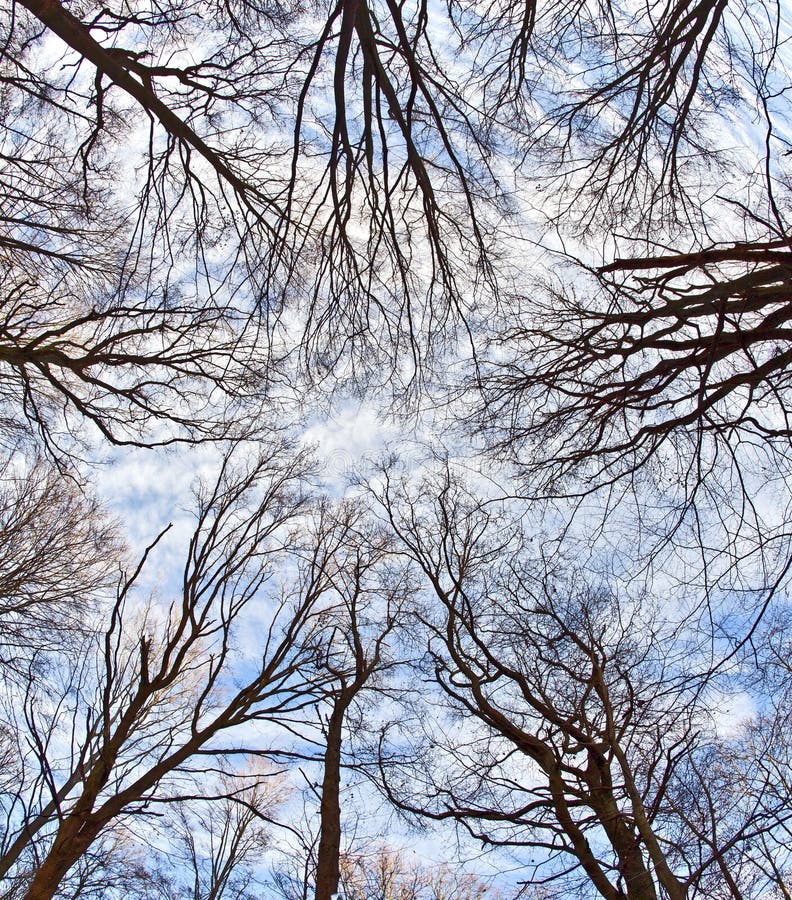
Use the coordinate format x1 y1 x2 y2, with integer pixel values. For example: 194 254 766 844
23 818 100 900
586 750 659 900
0 769 84 880
315 699 346 900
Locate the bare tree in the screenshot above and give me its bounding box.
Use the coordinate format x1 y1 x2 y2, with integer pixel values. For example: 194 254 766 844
0 18 266 458
3 0 511 387
486 0 789 241
0 441 350 900
480 237 792 494
252 501 414 900
339 843 498 900
308 504 411 900
460 0 792 546
3 2 792 898
3 0 788 426
373 463 792 899
0 258 264 457
156 762 290 900
0 451 122 678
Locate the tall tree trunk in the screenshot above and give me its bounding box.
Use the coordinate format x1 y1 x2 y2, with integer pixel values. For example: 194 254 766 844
315 699 346 900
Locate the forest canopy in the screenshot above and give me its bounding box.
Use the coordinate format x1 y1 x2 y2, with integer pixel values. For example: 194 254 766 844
1 0 791 897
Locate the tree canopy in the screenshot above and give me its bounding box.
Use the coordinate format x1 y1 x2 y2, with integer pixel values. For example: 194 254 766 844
1 0 792 897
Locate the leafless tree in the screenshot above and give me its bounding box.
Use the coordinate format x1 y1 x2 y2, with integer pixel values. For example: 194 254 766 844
250 501 414 900
308 503 412 900
372 463 792 899
493 0 789 242
150 762 290 900
3 3 792 898
0 19 267 458
478 244 792 506
3 762 288 900
0 450 122 679
0 253 265 458
3 0 788 430
0 441 356 900
463 0 792 539
338 843 498 900
3 0 511 388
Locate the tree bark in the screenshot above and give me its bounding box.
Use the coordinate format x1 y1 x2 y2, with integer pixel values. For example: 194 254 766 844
23 817 101 900
314 698 347 900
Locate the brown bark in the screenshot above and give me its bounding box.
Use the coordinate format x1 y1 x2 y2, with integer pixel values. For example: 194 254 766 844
23 817 101 900
585 751 658 900
0 769 84 880
314 699 347 900
599 241 792 274
611 745 687 900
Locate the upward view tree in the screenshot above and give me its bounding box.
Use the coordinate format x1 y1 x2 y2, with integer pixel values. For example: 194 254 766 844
374 463 792 899
3 0 506 398
3 0 790 428
470 0 792 522
0 453 121 678
0 16 261 459
1 0 792 897
309 506 409 900
0 442 338 900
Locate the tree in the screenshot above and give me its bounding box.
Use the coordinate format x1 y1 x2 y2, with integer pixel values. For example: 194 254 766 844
4 0 509 391
309 504 410 900
2 763 289 900
0 252 262 457
466 0 792 531
156 762 290 900
3 0 792 896
5 0 790 432
0 441 346 900
0 451 122 680
374 463 792 899
0 18 264 459
479 240 792 494
338 844 497 900
257 501 414 900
